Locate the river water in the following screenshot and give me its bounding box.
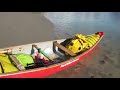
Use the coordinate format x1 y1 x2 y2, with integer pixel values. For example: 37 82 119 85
44 12 120 78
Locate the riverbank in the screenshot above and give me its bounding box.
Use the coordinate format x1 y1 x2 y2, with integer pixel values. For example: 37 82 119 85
0 12 57 48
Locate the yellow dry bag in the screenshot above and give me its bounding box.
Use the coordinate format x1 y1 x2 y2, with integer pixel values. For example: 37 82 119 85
65 34 88 54
0 54 18 73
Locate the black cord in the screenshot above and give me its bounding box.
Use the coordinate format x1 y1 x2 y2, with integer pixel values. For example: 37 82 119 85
30 47 35 55
0 62 4 73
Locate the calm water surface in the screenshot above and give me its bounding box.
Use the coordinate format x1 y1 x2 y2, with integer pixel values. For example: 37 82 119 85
44 12 120 78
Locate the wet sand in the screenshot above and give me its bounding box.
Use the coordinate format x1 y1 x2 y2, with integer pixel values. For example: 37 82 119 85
0 12 57 48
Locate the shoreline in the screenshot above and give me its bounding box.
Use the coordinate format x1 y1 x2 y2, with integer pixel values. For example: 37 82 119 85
0 12 57 48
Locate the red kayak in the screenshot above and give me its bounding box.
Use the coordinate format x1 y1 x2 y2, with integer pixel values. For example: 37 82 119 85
0 32 104 78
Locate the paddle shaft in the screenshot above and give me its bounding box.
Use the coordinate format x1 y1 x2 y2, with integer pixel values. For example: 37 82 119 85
8 54 25 71
32 45 53 61
65 33 73 38
0 48 25 71
9 55 25 71
0 48 24 54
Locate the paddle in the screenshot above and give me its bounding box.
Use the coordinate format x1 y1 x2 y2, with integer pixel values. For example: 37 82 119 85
65 33 73 38
8 54 25 71
0 47 24 54
32 44 54 61
3 49 25 71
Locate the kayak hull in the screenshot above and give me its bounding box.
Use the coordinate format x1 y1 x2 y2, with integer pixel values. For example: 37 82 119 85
0 32 104 78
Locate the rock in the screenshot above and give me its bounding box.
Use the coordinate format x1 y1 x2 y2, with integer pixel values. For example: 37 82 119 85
99 60 106 64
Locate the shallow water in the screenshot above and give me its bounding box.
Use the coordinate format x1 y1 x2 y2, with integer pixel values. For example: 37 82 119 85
44 12 120 78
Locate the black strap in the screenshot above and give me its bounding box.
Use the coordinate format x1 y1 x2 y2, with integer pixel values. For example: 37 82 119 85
0 62 4 73
37 48 41 53
86 36 95 44
88 36 97 42
86 39 93 47
77 39 83 50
